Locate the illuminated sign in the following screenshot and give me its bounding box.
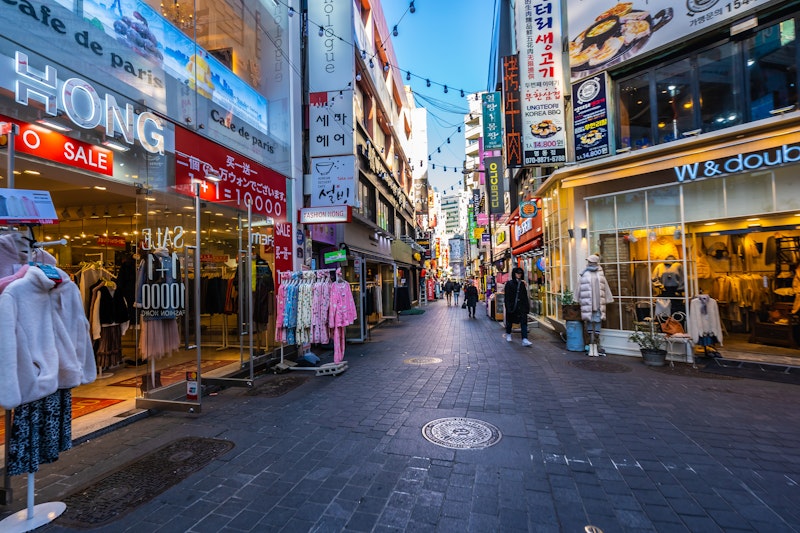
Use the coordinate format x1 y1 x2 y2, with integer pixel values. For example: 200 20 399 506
486 156 504 215
13 52 165 154
299 205 352 224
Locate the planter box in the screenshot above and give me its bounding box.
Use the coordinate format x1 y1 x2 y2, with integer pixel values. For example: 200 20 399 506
640 348 667 367
562 304 581 321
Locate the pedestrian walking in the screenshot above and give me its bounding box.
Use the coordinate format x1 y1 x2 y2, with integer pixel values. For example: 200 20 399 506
452 280 462 307
464 280 479 317
504 267 532 346
443 278 453 306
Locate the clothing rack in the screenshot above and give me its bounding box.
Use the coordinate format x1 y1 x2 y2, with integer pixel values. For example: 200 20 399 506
1 230 69 528
274 268 348 376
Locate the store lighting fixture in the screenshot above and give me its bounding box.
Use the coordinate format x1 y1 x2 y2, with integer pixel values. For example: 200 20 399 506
23 170 40 175
90 208 100 219
102 139 130 152
117 205 126 217
704 222 716 226
93 185 106 191
581 228 587 239
103 208 111 218
36 118 71 132
59 207 70 220
567 228 574 239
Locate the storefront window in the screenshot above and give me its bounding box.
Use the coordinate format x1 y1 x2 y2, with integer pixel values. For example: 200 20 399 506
746 18 797 120
726 171 774 217
683 179 724 223
656 59 695 144
617 73 652 150
698 42 742 132
775 166 800 211
647 187 680 225
588 196 616 231
616 191 646 229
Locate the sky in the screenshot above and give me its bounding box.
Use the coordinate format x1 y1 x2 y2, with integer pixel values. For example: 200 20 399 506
380 0 496 193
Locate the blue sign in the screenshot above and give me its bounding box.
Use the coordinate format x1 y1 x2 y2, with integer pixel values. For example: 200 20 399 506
572 75 610 162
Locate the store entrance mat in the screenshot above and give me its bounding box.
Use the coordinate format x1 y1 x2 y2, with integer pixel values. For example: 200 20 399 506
109 360 235 387
56 437 234 529
0 398 123 441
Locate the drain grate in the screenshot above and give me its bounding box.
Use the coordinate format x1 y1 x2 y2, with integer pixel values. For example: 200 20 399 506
246 375 309 397
569 359 632 373
57 437 234 528
403 357 443 365
422 417 501 449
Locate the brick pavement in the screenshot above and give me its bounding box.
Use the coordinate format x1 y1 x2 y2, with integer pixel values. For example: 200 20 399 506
2 298 800 532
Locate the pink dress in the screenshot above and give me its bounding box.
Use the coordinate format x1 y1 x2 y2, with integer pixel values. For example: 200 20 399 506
328 281 357 362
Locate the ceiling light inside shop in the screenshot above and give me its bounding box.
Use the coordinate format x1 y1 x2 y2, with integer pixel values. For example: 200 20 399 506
24 170 40 175
747 217 760 221
103 208 111 218
704 222 716 226
36 119 72 132
102 139 130 152
117 205 126 216
93 185 106 191
90 209 100 219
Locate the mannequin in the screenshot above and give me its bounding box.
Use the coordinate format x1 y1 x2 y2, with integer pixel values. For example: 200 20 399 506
652 255 684 297
578 255 614 356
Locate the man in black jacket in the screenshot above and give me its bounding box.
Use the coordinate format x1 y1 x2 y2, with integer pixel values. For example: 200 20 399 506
504 267 532 346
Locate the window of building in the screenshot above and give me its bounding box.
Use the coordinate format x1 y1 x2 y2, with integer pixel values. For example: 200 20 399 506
746 18 797 120
377 198 390 231
615 13 799 152
357 178 374 221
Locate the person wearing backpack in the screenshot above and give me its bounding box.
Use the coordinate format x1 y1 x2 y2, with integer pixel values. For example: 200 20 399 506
504 267 532 346
443 279 454 306
452 280 462 307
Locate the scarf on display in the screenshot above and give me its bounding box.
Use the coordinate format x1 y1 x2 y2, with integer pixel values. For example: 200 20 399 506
581 265 602 311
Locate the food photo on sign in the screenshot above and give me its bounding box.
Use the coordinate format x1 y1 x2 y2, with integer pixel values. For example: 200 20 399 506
569 2 674 78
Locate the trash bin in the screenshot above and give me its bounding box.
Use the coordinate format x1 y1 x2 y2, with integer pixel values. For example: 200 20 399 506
565 320 585 352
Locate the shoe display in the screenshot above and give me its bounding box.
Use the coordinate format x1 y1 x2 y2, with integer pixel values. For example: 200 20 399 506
522 339 532 347
506 334 512 342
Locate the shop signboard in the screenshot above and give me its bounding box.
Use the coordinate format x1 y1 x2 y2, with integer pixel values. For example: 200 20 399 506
0 189 57 225
567 0 770 81
514 0 568 166
0 115 114 176
96 236 127 248
308 0 354 92
309 91 354 157
299 205 352 224
310 155 355 207
324 249 347 264
486 157 505 215
502 55 523 168
172 126 292 276
481 92 503 150
571 75 610 162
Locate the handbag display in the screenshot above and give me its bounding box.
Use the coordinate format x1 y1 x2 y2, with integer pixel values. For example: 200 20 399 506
660 317 684 336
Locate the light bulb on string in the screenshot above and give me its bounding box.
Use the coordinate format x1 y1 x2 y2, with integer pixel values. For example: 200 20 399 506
437 147 441 153
369 58 374 68
409 1 415 13
428 155 431 161
383 62 389 72
392 25 398 37
444 85 448 94
447 137 450 144
457 126 461 132
460 89 464 97
356 73 362 81
288 6 294 16
361 49 367 59
426 79 430 87
406 71 411 81
318 26 324 36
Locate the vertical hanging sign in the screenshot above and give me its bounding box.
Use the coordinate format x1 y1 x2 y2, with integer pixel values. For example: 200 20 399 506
502 55 523 167
485 156 505 215
515 0 567 166
481 92 503 150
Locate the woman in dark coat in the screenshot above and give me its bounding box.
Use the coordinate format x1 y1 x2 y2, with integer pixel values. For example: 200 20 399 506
504 267 532 346
464 280 479 318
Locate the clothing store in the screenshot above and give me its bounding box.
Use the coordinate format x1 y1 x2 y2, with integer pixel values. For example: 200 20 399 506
541 111 800 359
0 0 295 468
339 222 397 342
509 202 545 315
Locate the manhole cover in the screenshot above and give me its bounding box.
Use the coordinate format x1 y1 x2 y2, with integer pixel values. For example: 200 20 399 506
58 437 234 528
422 417 501 449
569 359 632 373
246 375 309 397
404 357 443 365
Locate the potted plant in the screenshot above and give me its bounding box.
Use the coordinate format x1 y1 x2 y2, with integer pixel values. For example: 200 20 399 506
559 289 581 321
628 328 668 366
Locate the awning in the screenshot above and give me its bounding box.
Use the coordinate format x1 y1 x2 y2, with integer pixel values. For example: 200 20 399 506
558 112 800 189
512 236 543 256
